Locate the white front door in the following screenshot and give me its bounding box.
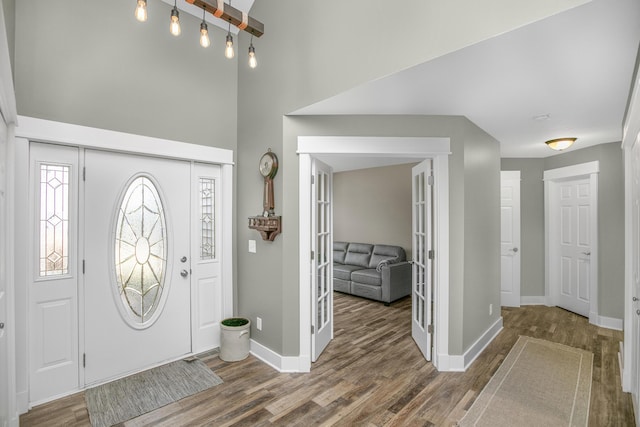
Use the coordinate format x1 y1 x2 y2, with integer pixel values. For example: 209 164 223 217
28 143 80 403
556 178 592 317
500 171 521 307
311 158 333 362
191 163 223 353
411 159 433 361
83 150 192 385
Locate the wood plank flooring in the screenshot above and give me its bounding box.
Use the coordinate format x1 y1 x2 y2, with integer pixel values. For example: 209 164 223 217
20 293 634 426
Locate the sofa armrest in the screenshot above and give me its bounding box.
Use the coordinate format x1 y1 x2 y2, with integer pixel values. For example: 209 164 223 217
380 261 412 303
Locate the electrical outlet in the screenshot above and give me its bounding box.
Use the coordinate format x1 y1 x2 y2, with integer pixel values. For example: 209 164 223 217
489 304 493 316
256 317 262 331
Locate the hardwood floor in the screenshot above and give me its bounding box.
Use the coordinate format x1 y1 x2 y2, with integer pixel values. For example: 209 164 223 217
20 293 634 426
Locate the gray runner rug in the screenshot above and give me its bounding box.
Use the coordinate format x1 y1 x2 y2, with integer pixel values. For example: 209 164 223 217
85 358 223 427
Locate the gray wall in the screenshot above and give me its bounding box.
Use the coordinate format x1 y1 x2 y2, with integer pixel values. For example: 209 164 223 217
14 0 237 149
333 163 416 257
502 142 625 319
500 158 545 297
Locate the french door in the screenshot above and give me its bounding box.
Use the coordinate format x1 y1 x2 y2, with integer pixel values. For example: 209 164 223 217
83 150 192 385
311 158 333 362
411 159 433 361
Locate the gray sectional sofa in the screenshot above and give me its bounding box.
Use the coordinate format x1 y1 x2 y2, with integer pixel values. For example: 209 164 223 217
333 241 412 305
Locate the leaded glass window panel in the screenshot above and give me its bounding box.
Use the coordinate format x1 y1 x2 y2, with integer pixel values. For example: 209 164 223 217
114 175 167 324
200 178 215 260
39 164 70 276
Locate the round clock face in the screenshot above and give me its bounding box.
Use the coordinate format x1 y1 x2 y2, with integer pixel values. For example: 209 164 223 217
259 151 278 179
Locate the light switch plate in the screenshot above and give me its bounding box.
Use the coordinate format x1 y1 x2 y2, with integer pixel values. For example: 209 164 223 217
248 239 257 253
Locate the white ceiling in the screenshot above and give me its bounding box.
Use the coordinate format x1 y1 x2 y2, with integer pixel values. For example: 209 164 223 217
293 0 640 159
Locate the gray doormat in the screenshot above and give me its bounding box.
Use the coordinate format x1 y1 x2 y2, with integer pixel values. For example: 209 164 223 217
85 358 223 427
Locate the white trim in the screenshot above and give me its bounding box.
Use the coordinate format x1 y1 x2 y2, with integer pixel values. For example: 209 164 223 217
249 339 309 373
520 296 547 305
463 317 503 369
593 315 623 331
15 116 234 165
436 317 503 372
500 170 521 181
544 162 599 325
297 136 451 156
221 164 234 320
543 161 599 181
297 136 451 372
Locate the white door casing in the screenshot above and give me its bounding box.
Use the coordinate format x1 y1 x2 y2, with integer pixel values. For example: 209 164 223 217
545 162 598 321
0 118 10 426
28 143 80 404
83 149 192 385
411 159 434 361
311 158 333 362
633 141 640 424
500 171 521 307
298 136 450 372
191 163 224 353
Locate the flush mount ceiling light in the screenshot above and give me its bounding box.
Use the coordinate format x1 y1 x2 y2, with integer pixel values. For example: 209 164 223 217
545 137 577 151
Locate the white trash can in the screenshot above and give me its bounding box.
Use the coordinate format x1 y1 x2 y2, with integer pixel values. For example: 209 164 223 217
220 318 251 362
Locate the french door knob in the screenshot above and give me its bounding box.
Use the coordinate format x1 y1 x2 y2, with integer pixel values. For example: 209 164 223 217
633 297 639 302
0 322 4 329
637 309 640 316
180 269 189 278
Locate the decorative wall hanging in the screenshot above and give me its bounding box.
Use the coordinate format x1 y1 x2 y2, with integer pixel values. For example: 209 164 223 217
248 149 281 241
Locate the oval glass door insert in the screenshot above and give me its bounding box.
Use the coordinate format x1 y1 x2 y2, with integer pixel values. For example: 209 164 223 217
114 175 167 327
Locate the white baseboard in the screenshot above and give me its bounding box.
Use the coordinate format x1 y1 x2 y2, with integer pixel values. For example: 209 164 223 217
436 316 503 372
520 296 546 305
592 314 623 331
250 339 309 373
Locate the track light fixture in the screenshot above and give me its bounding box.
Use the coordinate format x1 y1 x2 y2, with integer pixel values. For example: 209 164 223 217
134 0 263 68
170 1 181 36
135 0 148 22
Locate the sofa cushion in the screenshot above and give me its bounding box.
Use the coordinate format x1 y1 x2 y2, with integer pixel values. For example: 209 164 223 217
369 244 406 269
351 282 382 300
333 241 349 264
334 278 350 293
344 243 374 268
333 263 363 281
351 268 382 286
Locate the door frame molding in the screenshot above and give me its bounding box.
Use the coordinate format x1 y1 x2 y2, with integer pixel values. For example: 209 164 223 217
544 161 599 323
297 136 450 372
13 116 234 409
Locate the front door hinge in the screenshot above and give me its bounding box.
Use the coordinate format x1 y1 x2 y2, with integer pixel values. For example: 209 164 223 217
83 353 86 367
83 167 86 181
311 251 315 260
428 250 435 260
427 175 434 186
311 325 315 334
427 324 433 334
82 260 85 274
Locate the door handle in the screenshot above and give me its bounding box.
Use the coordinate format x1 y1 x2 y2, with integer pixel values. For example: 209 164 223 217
0 322 4 329
180 269 189 278
582 251 591 256
634 297 639 302
512 247 518 253
637 309 640 316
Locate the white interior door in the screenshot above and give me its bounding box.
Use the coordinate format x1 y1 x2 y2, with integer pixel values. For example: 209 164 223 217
191 163 223 353
28 143 79 403
555 178 592 317
83 150 192 385
500 171 521 307
411 159 433 361
311 158 333 362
